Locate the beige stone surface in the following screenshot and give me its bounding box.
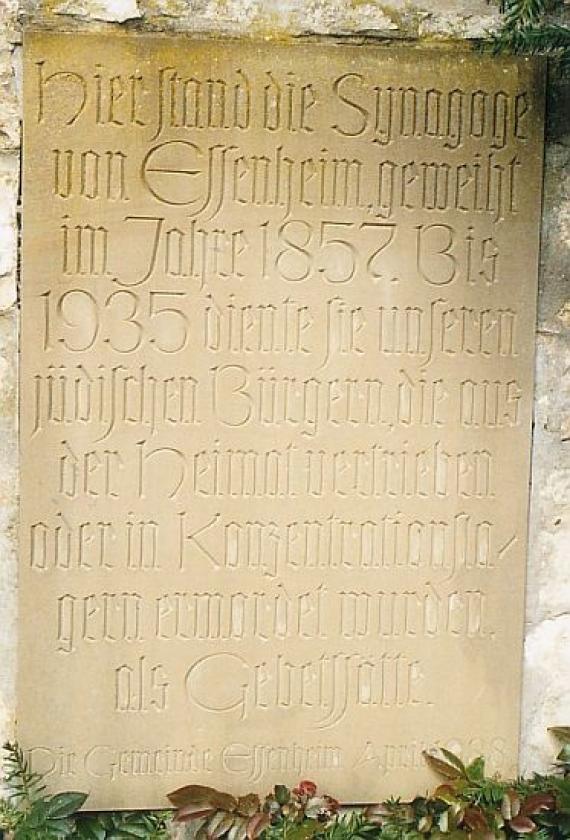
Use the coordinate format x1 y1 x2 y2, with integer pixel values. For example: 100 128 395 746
0 307 17 755
0 0 562 811
19 31 545 808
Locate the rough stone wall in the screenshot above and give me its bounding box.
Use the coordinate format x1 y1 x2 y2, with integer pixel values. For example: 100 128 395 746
0 0 20 755
522 105 570 772
0 0 568 785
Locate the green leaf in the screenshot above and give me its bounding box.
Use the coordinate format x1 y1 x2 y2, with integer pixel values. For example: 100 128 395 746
74 819 107 840
45 792 89 819
439 750 467 777
274 786 290 806
113 826 150 838
44 816 75 836
283 822 322 840
465 756 486 782
423 752 463 780
558 745 570 764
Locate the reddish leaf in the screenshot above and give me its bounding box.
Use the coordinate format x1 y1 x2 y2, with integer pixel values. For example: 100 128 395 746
294 781 317 798
213 813 240 838
175 806 216 824
204 811 233 839
462 807 489 832
521 793 556 815
168 785 238 812
237 794 262 817
246 813 270 840
510 816 537 834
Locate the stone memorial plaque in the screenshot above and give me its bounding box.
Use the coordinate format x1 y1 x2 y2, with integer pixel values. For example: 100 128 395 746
20 32 545 809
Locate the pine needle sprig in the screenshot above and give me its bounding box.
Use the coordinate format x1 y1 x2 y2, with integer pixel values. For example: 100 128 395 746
492 22 570 71
2 742 46 808
502 0 551 30
486 0 570 76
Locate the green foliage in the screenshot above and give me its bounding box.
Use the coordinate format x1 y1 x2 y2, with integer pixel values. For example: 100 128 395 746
74 810 169 839
359 730 570 840
168 731 570 840
488 0 570 74
323 813 378 840
0 743 168 840
167 781 339 840
499 0 554 28
550 728 570 777
0 742 88 839
2 731 570 840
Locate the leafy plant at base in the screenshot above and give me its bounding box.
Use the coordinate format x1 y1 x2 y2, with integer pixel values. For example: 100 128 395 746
0 743 168 840
166 734 570 840
167 780 339 840
361 729 570 840
421 747 556 838
0 742 88 839
528 727 570 840
3 730 570 839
